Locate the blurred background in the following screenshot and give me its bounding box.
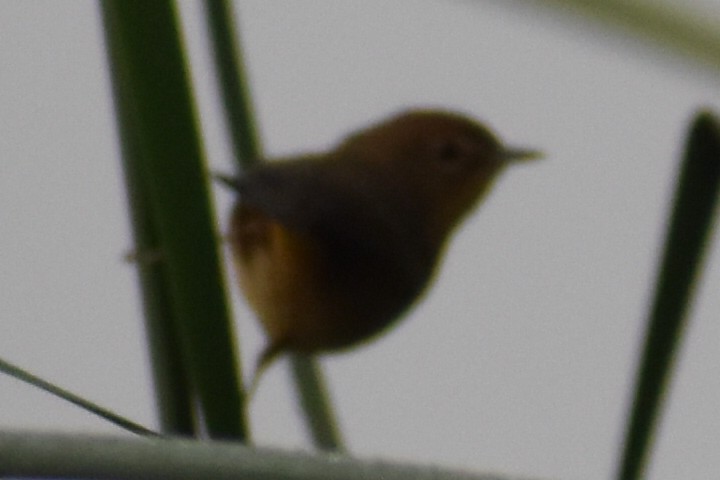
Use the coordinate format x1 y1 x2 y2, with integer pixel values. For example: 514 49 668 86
1 1 719 479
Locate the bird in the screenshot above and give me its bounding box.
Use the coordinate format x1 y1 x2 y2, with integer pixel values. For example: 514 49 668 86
216 109 539 388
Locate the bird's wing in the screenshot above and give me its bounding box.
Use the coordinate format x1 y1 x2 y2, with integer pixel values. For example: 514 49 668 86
235 160 351 236
236 160 399 255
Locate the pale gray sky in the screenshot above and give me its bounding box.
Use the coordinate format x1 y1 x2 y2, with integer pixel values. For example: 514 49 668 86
1 2 719 479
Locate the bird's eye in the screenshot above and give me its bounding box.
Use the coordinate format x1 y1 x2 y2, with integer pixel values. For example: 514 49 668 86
430 138 474 169
436 140 463 161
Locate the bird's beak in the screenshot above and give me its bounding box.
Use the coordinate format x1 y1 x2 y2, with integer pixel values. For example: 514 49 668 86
213 172 242 191
500 147 542 163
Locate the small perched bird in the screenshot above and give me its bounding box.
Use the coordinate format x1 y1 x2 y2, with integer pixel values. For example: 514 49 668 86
217 109 538 385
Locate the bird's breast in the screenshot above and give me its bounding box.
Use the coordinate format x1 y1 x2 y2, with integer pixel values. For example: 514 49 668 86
228 202 436 354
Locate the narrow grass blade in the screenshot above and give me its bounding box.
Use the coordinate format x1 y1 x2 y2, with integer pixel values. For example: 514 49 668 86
100 0 247 440
616 111 720 480
203 0 343 449
289 354 344 451
0 356 159 437
100 0 195 437
504 0 720 76
204 0 262 168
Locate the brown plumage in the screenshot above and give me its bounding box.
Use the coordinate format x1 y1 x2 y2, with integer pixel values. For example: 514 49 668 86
217 109 539 386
